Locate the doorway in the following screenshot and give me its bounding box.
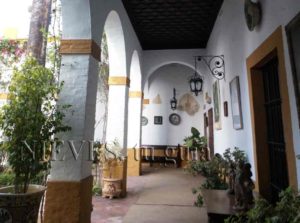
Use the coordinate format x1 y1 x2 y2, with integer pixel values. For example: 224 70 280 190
246 27 297 200
261 57 289 202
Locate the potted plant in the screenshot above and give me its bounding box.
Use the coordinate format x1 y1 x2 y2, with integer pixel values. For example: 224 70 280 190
0 58 70 222
188 147 247 208
98 139 126 199
225 187 300 223
183 127 207 161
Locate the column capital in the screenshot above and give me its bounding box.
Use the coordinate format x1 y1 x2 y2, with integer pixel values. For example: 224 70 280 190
60 39 101 61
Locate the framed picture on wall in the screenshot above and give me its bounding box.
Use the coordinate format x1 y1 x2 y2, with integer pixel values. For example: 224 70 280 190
154 116 163 125
213 80 222 130
286 12 300 128
230 76 243 130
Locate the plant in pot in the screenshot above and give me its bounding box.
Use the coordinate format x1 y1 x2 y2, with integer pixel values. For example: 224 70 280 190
0 58 71 222
183 127 207 161
100 138 126 199
189 148 247 208
225 187 300 223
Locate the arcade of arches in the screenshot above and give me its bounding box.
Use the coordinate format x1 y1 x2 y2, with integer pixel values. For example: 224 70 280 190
41 0 300 222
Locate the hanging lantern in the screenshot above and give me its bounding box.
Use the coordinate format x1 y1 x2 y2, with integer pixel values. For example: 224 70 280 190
189 57 203 96
189 73 203 96
170 88 177 110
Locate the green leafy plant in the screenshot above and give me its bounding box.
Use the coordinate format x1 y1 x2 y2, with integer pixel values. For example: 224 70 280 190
0 57 71 193
92 183 102 196
188 148 247 207
223 147 247 171
184 127 207 151
0 172 15 187
225 187 300 223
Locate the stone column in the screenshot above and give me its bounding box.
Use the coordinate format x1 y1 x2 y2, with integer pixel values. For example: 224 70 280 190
105 76 129 196
44 39 100 223
127 91 143 176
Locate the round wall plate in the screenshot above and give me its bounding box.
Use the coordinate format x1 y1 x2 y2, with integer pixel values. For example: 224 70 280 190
169 113 181 125
141 116 148 126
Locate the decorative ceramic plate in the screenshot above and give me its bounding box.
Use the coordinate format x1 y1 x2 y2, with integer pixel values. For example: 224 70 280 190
141 116 148 126
169 113 181 125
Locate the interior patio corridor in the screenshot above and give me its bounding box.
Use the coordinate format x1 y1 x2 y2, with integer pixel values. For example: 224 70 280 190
92 166 208 223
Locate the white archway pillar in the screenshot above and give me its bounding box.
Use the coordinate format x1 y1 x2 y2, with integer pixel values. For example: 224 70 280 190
43 1 100 222
106 77 130 151
127 51 142 176
44 43 100 223
127 91 143 176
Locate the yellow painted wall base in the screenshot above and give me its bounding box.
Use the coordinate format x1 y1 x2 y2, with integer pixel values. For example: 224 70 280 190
127 149 141 176
44 175 93 223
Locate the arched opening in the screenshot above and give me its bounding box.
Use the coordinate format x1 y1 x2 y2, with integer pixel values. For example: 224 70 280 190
94 10 127 145
92 10 129 201
142 63 204 145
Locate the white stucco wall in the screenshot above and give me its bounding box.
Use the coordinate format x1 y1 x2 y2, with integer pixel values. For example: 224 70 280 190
142 64 204 146
205 0 300 186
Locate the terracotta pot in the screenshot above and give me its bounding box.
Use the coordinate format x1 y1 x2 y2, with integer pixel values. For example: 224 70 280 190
0 184 46 223
102 178 122 199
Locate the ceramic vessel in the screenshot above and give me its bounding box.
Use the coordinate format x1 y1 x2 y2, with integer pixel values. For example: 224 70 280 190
0 184 46 223
102 178 122 199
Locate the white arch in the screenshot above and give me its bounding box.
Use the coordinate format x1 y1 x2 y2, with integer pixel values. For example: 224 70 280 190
144 62 200 91
129 50 142 90
104 10 127 77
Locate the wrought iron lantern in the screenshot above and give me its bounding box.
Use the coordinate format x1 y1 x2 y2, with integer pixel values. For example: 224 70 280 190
189 55 225 96
189 57 203 96
170 88 177 110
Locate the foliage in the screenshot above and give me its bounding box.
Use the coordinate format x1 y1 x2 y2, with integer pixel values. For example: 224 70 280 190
0 39 26 91
184 127 207 152
0 142 8 172
0 172 15 187
45 0 62 76
225 187 300 223
0 39 26 67
193 190 204 207
223 147 247 168
0 57 71 193
95 32 109 143
106 138 124 159
92 183 102 196
188 147 247 207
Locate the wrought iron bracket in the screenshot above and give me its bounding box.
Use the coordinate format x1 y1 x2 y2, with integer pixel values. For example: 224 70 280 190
196 55 225 80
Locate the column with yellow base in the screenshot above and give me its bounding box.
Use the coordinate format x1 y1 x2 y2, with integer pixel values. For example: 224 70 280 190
44 37 100 222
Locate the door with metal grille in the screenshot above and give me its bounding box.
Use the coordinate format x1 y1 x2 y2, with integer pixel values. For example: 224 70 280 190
262 57 289 203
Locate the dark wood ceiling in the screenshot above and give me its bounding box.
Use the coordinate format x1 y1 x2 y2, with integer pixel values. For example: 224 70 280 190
122 0 224 50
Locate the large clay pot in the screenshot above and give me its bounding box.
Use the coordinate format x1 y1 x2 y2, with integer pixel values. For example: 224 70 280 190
102 178 122 199
0 184 46 223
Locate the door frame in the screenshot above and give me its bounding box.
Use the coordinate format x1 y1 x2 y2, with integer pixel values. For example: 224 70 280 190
246 26 297 195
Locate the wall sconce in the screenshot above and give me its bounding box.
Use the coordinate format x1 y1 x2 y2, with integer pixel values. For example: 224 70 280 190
189 55 225 96
170 88 177 110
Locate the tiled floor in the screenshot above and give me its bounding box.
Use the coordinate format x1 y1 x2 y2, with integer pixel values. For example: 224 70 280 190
91 172 145 223
91 166 207 223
